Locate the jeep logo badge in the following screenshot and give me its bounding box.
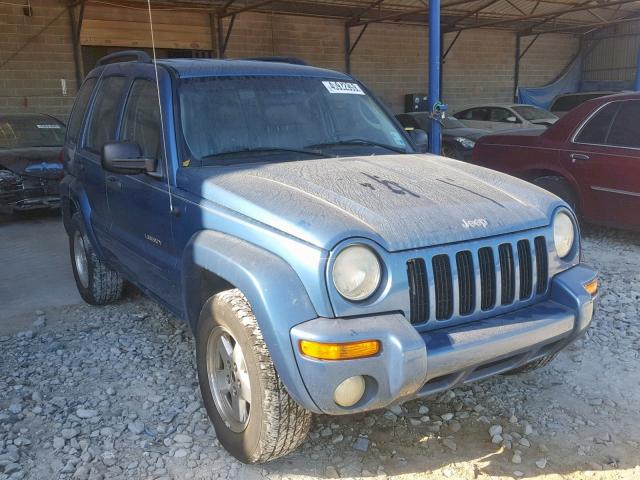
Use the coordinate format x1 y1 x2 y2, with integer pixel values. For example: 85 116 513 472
462 218 488 229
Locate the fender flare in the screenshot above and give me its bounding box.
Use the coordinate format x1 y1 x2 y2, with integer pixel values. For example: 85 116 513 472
181 230 321 411
61 177 105 258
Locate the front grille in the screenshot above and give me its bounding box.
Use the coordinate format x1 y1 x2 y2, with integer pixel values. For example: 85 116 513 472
407 235 549 326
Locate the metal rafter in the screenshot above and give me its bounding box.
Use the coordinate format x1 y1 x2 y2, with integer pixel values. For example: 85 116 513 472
451 0 640 32
446 0 502 28
349 0 484 26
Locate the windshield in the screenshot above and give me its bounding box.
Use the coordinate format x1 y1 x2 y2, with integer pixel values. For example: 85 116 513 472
0 117 65 149
512 105 557 121
442 116 466 129
179 76 411 164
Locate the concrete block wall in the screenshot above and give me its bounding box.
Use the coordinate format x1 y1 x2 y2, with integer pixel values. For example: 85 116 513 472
518 33 580 89
225 13 577 114
1 4 578 119
0 0 78 119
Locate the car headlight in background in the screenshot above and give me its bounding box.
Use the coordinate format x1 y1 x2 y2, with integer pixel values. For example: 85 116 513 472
332 244 382 301
553 211 575 258
454 137 476 149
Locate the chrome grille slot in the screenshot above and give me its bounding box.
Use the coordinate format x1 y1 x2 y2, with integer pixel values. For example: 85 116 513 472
534 236 548 294
499 243 515 305
407 258 428 325
432 254 453 320
517 239 533 299
456 251 474 316
478 247 496 310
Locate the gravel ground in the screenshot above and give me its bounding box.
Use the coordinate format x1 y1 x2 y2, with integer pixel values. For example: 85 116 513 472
1 226 639 480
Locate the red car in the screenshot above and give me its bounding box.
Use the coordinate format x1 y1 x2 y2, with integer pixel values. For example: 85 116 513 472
472 92 640 230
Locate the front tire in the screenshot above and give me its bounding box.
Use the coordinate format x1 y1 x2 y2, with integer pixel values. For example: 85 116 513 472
196 289 312 463
69 213 123 305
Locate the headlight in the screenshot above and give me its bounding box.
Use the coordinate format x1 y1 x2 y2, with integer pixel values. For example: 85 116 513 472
454 137 476 149
553 211 575 258
332 245 382 301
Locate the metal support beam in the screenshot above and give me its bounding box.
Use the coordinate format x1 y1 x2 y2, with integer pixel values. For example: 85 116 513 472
216 15 224 57
428 0 442 155
635 45 640 91
222 13 237 55
442 30 462 60
513 33 520 102
344 23 369 73
67 1 84 90
519 33 540 58
349 24 369 54
344 24 351 72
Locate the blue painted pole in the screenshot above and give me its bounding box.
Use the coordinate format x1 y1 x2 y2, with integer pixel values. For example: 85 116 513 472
427 0 442 155
635 46 640 91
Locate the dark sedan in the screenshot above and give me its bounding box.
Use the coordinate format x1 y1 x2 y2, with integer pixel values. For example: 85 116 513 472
0 113 66 213
396 112 489 160
472 92 640 230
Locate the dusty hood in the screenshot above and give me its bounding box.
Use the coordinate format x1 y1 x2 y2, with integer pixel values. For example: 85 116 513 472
0 147 63 179
178 154 557 252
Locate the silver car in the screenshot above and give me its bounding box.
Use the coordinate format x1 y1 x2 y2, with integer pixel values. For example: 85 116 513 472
454 104 558 131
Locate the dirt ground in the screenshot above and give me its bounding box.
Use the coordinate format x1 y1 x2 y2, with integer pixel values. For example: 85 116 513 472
1 215 639 480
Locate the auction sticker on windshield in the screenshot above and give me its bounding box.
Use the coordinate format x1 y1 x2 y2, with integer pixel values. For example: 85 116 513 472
323 81 365 95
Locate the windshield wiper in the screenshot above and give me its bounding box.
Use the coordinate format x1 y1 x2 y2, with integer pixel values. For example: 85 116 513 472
305 138 407 154
201 147 332 161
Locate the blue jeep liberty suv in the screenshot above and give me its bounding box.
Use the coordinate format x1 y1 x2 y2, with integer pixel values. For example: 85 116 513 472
61 51 598 463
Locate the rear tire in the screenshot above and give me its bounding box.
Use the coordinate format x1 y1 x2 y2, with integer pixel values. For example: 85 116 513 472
196 289 312 463
69 213 123 305
533 176 578 214
442 143 462 160
502 353 558 375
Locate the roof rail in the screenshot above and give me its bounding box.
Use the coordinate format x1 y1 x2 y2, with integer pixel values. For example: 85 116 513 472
96 50 152 67
245 56 308 66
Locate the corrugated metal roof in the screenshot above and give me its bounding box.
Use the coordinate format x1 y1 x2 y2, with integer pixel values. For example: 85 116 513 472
102 0 640 34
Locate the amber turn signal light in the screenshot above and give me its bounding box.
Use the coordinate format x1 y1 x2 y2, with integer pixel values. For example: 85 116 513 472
299 339 381 360
584 278 599 296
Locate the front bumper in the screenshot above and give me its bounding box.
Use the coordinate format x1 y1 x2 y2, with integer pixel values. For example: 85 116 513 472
290 264 597 414
0 172 61 211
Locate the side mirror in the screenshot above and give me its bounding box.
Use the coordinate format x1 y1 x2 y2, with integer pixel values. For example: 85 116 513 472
101 141 156 175
506 116 518 123
408 128 429 153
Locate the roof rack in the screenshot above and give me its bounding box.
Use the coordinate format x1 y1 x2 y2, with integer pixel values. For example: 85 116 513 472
244 56 308 66
96 50 152 67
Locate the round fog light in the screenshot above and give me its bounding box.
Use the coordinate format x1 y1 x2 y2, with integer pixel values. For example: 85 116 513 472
333 375 366 407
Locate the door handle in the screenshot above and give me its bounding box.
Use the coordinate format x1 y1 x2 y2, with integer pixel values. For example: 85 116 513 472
570 153 590 162
106 175 122 191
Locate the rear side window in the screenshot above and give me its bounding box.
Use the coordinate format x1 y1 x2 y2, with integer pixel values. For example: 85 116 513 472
121 79 162 159
489 108 514 123
574 102 619 145
66 78 97 144
459 108 489 121
606 101 640 149
85 76 128 152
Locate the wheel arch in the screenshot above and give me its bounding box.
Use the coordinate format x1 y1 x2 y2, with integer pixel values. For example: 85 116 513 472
522 168 582 213
181 230 320 412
